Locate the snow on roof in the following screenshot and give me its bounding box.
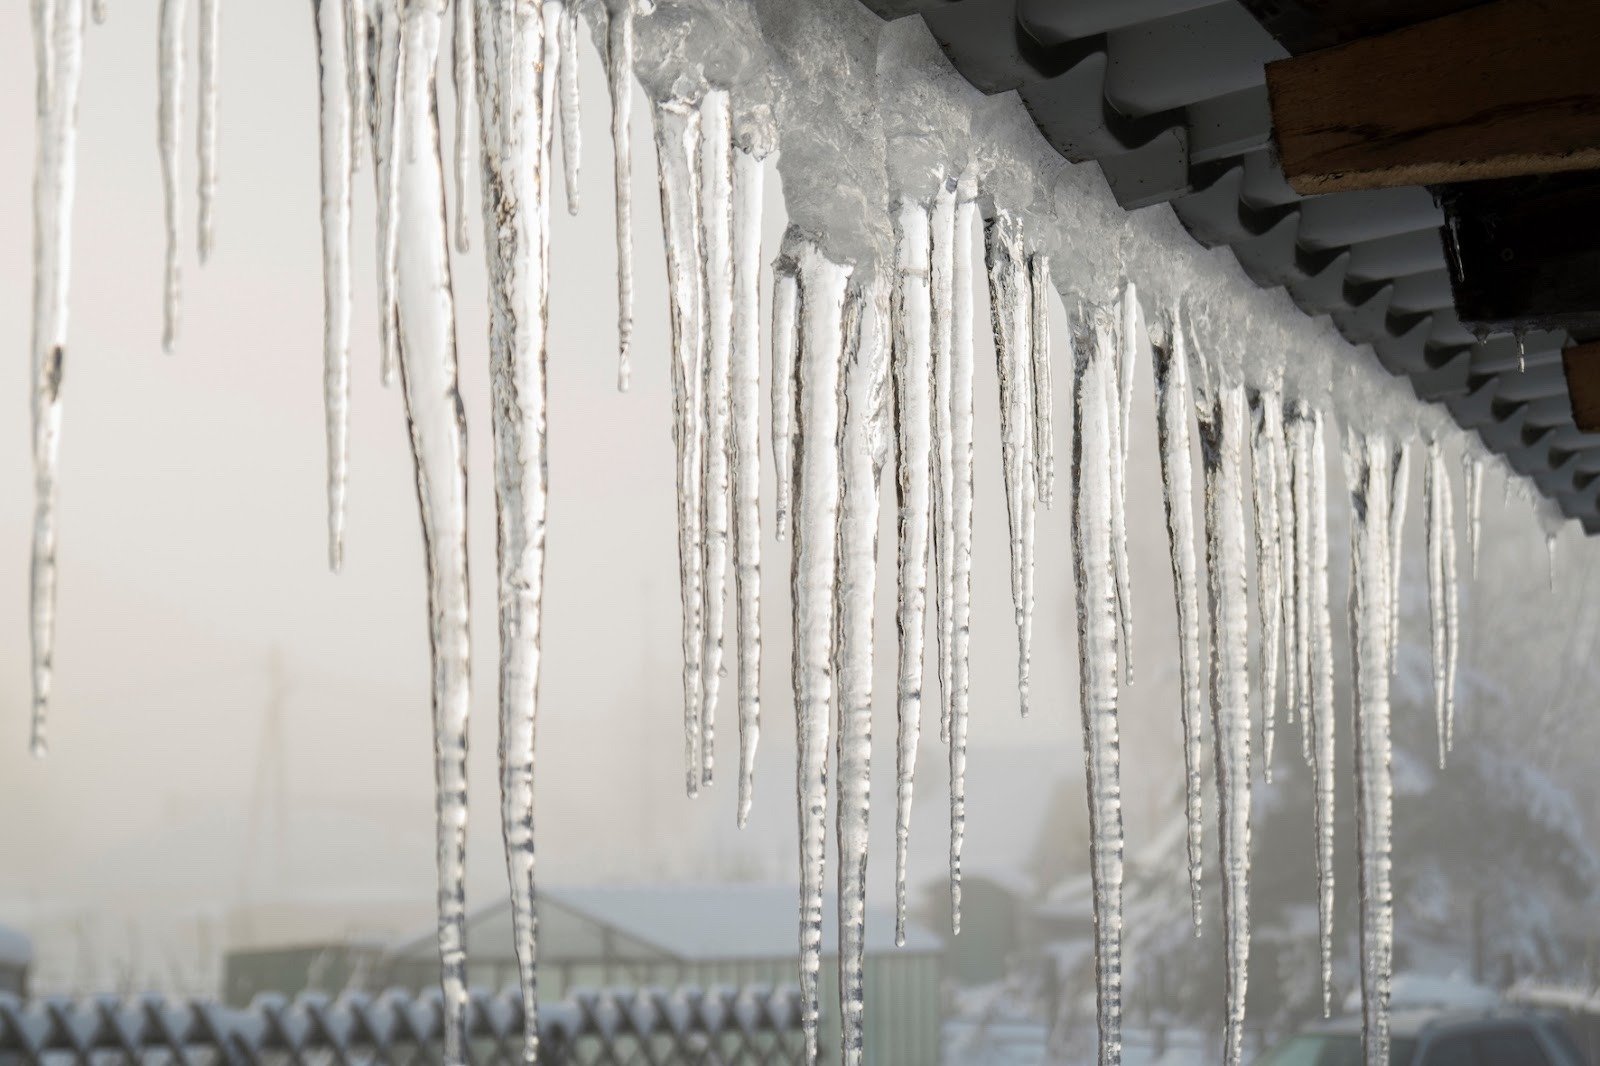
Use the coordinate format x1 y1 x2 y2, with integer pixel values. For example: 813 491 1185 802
0 925 33 969
395 884 942 962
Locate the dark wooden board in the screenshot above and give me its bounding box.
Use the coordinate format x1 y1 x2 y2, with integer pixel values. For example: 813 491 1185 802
1237 0 1486 55
1561 342 1600 433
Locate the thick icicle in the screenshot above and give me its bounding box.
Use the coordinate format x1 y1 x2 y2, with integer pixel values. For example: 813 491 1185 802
371 0 403 387
984 210 1036 716
1029 253 1054 509
1291 408 1316 767
391 3 471 1059
1443 474 1460 755
313 0 354 574
475 1 555 1057
1152 316 1204 928
557 0 580 216
196 0 220 261
698 88 733 789
929 176 956 746
1072 304 1126 1066
1275 395 1299 732
157 0 187 352
1464 454 1482 579
1109 284 1138 685
948 178 978 930
891 196 934 944
730 142 764 828
787 236 851 1066
450 0 473 253
1386 442 1411 672
1197 371 1253 1066
28 0 86 757
1345 430 1397 1066
1424 440 1456 767
651 93 707 796
1300 406 1338 1015
347 0 369 171
602 0 634 390
771 262 798 541
1249 390 1284 781
835 279 891 1066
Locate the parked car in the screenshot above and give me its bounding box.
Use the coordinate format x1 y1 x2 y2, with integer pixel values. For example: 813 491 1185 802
1255 1009 1590 1065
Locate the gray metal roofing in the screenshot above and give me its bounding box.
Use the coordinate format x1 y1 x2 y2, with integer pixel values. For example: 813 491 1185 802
857 0 1600 531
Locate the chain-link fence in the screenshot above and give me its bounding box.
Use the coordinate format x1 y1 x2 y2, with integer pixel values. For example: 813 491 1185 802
0 985 807 1066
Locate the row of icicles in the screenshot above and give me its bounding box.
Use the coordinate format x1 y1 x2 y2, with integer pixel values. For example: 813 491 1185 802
26 0 1494 1063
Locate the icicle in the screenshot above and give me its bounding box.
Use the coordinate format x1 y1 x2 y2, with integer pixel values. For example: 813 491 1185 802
930 176 956 746
891 196 934 944
1443 471 1460 755
369 0 402 387
1345 429 1397 1066
698 88 733 789
983 210 1036 716
92 0 107 24
1197 370 1252 1066
1028 253 1054 509
475 2 554 1056
1275 395 1299 732
157 0 187 352
1109 283 1139 685
28 0 86 757
730 141 764 828
1424 440 1455 768
835 278 891 1066
313 0 354 574
1464 454 1482 579
1292 409 1316 767
652 93 707 796
1249 390 1284 781
450 0 473 253
1546 534 1557 592
557 0 580 216
1151 312 1204 929
1302 407 1338 1016
602 0 634 390
948 177 978 931
787 235 852 1066
196 0 220 261
1386 441 1411 672
390 2 471 1059
346 0 369 172
771 262 798 541
1072 304 1126 1066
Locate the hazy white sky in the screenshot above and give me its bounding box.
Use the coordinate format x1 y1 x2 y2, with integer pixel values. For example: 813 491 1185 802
0 0 1197 960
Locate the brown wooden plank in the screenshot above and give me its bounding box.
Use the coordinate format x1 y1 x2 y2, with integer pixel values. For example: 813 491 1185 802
1238 0 1488 55
1561 342 1600 433
1265 0 1600 195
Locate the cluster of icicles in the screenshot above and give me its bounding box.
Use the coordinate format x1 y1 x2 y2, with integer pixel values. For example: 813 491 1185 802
26 0 1492 1063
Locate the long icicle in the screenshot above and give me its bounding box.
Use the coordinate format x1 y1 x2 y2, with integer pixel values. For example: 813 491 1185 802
196 0 220 260
1386 441 1411 672
1464 453 1482 579
1293 406 1316 767
891 196 934 944
1073 304 1126 1066
450 0 474 253
28 0 86 757
475 1 554 1058
1275 394 1299 734
1305 407 1338 1015
313 0 354 574
1442 462 1460 755
347 0 369 172
984 210 1036 716
603 0 633 389
1346 430 1397 1066
1249 390 1284 781
730 140 764 828
1198 371 1253 1066
1109 283 1138 685
698 88 733 789
771 259 798 541
788 235 851 1066
1152 312 1204 929
391 3 471 1059
557 0 580 215
157 0 187 352
1426 440 1448 767
930 176 956 745
364 0 401 387
1029 253 1054 509
948 175 978 932
835 279 891 1066
651 92 707 796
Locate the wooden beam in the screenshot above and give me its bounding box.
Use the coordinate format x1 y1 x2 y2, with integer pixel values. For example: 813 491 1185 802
1561 342 1600 433
1237 0 1486 55
1439 171 1600 335
1265 0 1600 195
